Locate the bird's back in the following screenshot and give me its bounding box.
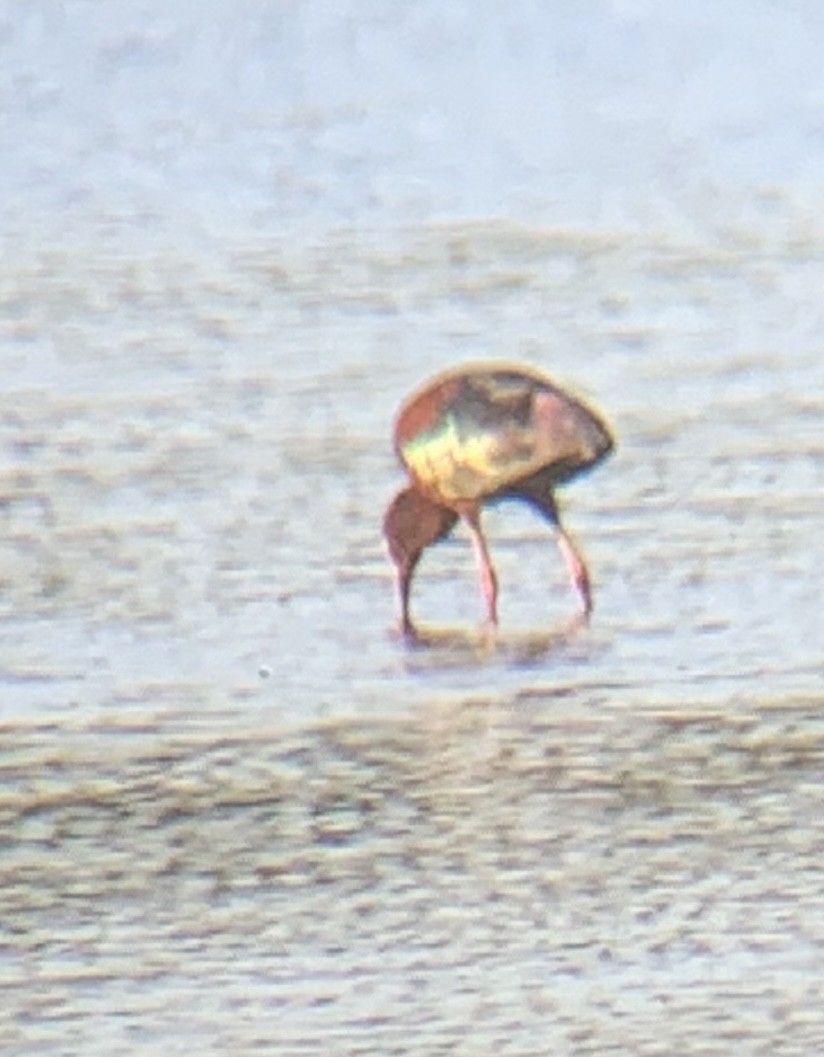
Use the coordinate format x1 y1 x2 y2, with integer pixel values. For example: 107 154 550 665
395 363 613 504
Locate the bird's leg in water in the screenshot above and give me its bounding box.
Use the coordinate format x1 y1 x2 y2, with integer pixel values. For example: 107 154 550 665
522 485 594 618
556 526 592 616
462 509 499 625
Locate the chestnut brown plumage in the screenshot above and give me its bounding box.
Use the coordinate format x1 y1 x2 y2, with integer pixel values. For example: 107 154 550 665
383 362 614 635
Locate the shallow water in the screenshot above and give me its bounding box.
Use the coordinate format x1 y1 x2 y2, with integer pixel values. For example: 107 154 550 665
3 219 823 1057
2 226 820 720
2 3 824 1055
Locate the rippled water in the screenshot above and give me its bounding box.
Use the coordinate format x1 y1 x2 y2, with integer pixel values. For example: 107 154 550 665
3 3 824 1055
5 697 824 1054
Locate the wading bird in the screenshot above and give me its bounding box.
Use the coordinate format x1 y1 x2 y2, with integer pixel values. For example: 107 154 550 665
383 363 614 636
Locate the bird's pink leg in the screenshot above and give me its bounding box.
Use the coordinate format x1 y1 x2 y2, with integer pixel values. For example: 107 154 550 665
556 527 592 616
462 510 499 625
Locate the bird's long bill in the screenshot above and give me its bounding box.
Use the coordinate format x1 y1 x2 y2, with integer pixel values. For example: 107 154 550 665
397 560 415 636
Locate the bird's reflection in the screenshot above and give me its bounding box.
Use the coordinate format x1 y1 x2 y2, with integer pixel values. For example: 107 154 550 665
393 611 590 669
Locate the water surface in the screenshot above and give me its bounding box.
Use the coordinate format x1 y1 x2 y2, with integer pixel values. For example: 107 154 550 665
2 3 824 1055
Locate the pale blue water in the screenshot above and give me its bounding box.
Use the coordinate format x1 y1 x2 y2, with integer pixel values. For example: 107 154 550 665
2 3 824 1055
6 1 824 234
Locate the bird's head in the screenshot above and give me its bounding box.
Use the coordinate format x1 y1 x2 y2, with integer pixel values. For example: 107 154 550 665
383 486 458 633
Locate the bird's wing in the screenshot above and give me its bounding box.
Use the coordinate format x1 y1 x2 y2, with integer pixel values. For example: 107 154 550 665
400 374 610 503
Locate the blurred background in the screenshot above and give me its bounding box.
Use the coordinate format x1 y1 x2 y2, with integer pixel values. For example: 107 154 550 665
2 2 824 1054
